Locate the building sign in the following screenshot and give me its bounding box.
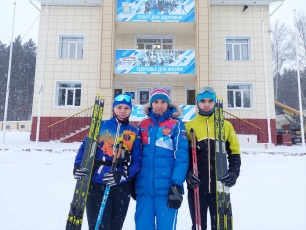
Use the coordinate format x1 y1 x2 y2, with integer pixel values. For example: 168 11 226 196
117 0 195 22
130 104 196 122
115 49 195 74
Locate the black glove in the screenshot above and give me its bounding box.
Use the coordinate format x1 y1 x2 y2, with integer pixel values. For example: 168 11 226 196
102 167 129 186
186 171 201 189
220 172 237 187
167 185 183 209
73 164 89 181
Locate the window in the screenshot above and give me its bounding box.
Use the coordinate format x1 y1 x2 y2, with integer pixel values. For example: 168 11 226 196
226 37 250 61
114 86 123 98
136 36 173 50
186 86 195 105
227 83 252 109
56 82 81 106
58 35 84 59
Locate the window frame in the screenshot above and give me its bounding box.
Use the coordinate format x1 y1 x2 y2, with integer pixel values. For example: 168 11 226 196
225 36 251 61
58 35 84 59
186 86 195 105
227 83 253 109
136 35 174 50
55 81 82 107
114 85 124 97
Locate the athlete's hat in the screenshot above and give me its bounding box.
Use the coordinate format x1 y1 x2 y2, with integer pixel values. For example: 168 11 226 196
149 87 170 106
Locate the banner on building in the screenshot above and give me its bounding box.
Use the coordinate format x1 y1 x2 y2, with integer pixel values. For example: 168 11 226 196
130 104 196 122
117 0 195 22
115 49 195 74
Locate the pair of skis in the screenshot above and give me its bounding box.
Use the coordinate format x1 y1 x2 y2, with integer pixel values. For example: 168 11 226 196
190 128 201 230
66 95 104 230
215 99 233 230
190 99 233 230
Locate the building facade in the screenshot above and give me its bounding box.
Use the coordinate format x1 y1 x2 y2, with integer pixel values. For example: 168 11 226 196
31 0 279 143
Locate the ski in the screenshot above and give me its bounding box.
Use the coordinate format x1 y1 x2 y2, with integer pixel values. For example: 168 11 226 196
190 128 201 230
66 95 104 230
215 98 233 230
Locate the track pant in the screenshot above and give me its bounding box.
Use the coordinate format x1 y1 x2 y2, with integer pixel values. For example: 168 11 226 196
187 189 217 230
135 194 178 230
86 181 132 230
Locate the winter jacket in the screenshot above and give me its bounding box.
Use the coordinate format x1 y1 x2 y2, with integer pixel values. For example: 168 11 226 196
74 117 142 184
135 103 189 196
185 113 241 193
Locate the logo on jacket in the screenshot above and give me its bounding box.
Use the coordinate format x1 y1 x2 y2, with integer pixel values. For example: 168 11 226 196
100 140 114 157
162 127 171 136
118 130 136 151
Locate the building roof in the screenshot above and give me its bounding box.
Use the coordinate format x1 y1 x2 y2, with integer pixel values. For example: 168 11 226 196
38 0 280 6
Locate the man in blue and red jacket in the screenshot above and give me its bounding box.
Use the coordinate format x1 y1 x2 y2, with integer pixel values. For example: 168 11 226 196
135 87 189 230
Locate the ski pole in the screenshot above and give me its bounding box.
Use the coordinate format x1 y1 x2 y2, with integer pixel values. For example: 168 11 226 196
94 122 122 230
190 128 201 230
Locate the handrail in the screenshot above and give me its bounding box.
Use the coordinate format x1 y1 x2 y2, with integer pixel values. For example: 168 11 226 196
48 106 94 128
275 101 302 117
224 110 261 129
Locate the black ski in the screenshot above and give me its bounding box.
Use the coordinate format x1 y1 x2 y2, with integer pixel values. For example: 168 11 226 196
215 99 233 230
66 95 104 230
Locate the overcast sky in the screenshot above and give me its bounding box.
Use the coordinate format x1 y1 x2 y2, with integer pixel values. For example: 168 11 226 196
0 0 305 45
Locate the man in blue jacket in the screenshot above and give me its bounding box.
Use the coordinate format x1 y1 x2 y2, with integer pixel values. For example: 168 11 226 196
135 87 189 230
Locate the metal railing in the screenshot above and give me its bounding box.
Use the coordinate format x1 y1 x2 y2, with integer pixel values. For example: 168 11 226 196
224 110 261 139
48 106 94 141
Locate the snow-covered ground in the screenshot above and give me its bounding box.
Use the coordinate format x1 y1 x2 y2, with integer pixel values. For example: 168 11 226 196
1 131 306 230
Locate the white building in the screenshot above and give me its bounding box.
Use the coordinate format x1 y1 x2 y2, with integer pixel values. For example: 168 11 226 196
30 0 279 143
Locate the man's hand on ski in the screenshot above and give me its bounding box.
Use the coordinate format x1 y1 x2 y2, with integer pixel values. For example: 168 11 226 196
103 167 129 186
186 171 201 189
220 172 237 187
73 164 89 181
167 185 183 209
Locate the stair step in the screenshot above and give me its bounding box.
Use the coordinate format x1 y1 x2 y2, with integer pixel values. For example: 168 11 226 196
59 125 90 141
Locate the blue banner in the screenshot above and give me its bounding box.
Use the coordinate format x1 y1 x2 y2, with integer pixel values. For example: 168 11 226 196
117 0 195 22
130 104 196 122
115 49 195 74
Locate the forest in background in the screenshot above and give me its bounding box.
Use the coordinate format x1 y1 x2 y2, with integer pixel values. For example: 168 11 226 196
0 35 36 121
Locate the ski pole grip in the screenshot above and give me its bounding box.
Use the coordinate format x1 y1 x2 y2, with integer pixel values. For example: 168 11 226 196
110 143 123 172
190 128 196 149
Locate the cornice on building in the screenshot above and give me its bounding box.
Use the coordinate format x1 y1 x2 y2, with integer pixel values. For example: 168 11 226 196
37 0 280 7
38 0 102 6
210 0 280 5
